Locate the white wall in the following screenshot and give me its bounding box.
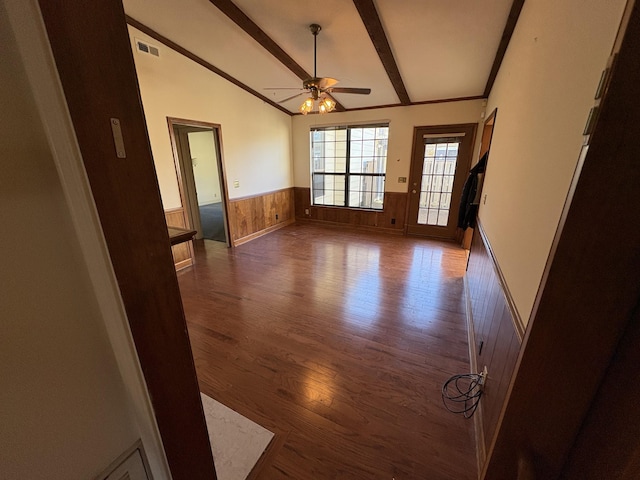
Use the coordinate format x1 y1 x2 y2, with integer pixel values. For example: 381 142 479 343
129 26 293 208
188 130 222 205
0 7 144 478
481 0 627 323
292 100 486 192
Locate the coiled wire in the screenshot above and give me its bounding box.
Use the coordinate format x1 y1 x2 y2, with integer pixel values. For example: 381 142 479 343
441 373 484 418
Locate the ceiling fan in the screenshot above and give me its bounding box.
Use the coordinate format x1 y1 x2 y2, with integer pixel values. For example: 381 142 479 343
266 24 371 114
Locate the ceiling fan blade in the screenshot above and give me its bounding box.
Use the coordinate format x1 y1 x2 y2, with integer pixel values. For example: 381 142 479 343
330 87 371 95
264 87 304 90
317 77 339 89
278 92 307 103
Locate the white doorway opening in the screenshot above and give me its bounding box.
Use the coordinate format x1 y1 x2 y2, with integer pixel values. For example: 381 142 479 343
169 118 230 246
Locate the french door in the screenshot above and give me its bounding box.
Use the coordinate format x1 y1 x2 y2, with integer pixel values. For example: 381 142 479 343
406 124 477 239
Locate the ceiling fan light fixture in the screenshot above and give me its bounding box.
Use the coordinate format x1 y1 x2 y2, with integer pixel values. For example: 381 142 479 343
300 97 314 115
300 95 336 115
319 96 336 114
267 23 371 113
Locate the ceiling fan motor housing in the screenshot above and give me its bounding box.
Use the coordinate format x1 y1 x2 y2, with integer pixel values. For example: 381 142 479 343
303 78 321 98
265 23 370 109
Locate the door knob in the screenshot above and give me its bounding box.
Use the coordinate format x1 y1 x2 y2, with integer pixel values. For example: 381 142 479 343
412 189 417 194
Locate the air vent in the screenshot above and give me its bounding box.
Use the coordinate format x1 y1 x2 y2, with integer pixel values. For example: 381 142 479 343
135 38 159 57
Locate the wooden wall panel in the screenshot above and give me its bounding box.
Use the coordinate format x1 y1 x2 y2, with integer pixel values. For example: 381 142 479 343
294 187 407 233
466 222 522 460
165 207 193 270
227 187 295 246
164 208 185 227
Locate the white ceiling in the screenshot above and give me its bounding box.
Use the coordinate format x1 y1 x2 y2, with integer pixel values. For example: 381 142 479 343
123 0 514 114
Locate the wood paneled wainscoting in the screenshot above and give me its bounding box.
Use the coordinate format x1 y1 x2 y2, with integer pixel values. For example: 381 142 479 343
165 207 194 270
227 187 295 246
294 187 407 233
464 221 523 470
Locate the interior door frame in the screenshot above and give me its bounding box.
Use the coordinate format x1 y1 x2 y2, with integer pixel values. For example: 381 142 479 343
405 123 477 240
36 1 218 478
5 1 170 476
479 109 498 159
462 109 497 249
173 125 205 239
168 117 232 247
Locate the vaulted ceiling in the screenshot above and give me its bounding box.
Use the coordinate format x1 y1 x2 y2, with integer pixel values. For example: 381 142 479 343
123 0 522 115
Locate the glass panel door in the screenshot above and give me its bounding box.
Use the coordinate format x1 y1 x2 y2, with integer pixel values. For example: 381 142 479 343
406 124 476 240
417 139 461 227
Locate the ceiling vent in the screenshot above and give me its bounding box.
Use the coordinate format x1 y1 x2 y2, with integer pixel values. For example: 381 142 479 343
135 39 159 57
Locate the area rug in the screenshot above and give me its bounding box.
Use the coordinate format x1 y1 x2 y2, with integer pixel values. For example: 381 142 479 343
200 393 274 480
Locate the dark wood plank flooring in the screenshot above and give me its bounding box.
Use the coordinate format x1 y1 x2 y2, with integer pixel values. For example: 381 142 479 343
177 223 476 479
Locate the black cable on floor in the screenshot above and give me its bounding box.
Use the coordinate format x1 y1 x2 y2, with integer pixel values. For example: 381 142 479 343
441 373 484 418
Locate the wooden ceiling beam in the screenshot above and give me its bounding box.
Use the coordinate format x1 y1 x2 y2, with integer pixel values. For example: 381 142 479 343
483 0 525 97
352 0 411 105
209 0 308 80
208 0 345 112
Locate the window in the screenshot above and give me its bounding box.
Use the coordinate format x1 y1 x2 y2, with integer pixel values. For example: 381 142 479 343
311 124 389 210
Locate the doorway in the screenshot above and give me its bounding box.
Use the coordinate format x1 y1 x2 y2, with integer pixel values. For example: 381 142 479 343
461 110 497 249
168 118 230 246
406 123 477 240
479 109 497 159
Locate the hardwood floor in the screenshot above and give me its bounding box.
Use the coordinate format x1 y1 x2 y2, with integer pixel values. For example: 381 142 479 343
177 223 477 479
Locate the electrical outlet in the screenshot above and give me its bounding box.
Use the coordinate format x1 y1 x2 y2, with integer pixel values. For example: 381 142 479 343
275 214 279 220
305 208 310 215
479 366 488 386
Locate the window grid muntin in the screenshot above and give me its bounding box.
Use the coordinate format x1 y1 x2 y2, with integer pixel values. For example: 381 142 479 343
418 140 460 226
311 124 388 210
